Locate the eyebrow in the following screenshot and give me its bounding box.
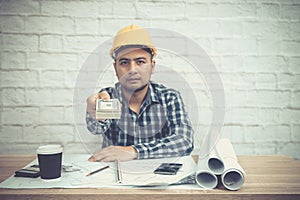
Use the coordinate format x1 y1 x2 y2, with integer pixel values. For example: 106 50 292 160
117 57 147 63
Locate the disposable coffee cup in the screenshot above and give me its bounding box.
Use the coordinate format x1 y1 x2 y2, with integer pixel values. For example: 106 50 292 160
37 144 63 181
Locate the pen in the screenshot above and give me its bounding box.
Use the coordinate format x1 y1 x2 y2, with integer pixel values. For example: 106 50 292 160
115 159 122 183
86 165 109 176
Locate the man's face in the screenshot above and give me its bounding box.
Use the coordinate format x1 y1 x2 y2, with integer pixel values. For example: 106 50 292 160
114 48 155 92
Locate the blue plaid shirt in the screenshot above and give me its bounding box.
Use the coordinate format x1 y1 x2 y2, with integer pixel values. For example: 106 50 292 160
86 81 194 159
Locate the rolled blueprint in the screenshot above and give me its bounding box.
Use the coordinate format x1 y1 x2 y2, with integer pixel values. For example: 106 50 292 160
195 155 218 189
207 148 224 175
195 138 245 190
215 138 245 191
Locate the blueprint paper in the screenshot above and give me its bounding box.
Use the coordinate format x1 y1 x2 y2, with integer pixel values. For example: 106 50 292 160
0 154 198 189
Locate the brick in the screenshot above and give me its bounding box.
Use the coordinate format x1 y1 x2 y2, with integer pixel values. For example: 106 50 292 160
64 70 79 89
100 20 122 36
218 56 243 72
222 73 255 90
64 1 99 17
255 73 277 89
245 125 290 142
209 3 256 18
64 106 76 124
27 52 78 70
280 40 300 56
247 90 290 108
219 20 243 36
1 107 39 125
40 70 64 88
278 142 300 159
186 20 219 37
214 38 257 55
0 126 23 142
254 142 277 155
221 125 244 143
0 0 40 14
244 21 289 39
257 3 280 19
291 91 300 107
279 109 300 124
99 1 113 16
63 143 90 154
277 74 300 90
1 52 26 69
258 108 280 124
191 89 211 107
75 18 99 34
26 16 75 34
1 88 26 106
0 143 39 154
75 124 103 144
289 57 300 73
63 36 108 53
41 0 64 15
23 125 74 143
0 16 25 33
243 56 287 73
225 90 248 107
281 4 300 20
193 37 212 54
291 125 300 142
198 107 213 125
185 2 209 18
224 108 258 125
232 143 255 155
0 70 39 87
39 106 64 124
40 35 63 51
26 88 73 106
257 39 280 55
136 2 185 19
113 1 137 18
149 19 188 36
2 34 38 51
290 22 300 40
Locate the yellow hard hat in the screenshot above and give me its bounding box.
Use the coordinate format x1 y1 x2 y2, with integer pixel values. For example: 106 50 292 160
110 24 157 59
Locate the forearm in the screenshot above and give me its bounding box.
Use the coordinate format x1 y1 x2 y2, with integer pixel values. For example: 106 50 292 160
86 112 111 135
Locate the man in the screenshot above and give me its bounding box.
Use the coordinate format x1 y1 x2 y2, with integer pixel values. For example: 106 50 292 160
86 24 194 162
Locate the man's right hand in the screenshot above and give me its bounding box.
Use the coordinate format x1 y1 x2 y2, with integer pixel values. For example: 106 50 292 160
86 91 110 119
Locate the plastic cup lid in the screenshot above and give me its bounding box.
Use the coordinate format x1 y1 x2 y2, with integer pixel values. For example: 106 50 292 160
37 144 63 154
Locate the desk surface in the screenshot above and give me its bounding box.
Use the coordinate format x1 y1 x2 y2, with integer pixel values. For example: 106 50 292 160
0 155 300 200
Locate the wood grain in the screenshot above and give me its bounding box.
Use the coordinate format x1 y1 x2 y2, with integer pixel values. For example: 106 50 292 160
0 155 299 200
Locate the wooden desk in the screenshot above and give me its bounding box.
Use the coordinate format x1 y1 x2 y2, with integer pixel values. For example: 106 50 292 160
0 155 300 200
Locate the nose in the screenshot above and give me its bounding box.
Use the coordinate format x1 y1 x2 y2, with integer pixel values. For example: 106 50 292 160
128 61 138 73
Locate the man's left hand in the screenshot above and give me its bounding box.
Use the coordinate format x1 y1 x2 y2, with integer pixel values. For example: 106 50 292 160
88 146 138 162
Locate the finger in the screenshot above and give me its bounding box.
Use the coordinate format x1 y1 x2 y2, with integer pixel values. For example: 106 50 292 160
88 155 97 162
98 91 110 100
101 156 116 162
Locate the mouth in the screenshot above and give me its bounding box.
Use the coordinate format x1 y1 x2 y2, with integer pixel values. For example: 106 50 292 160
127 77 140 82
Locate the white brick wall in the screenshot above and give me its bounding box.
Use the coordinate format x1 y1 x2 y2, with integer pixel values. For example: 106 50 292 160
0 0 299 159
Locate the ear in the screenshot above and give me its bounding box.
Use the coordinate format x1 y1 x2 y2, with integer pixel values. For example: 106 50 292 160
151 60 156 74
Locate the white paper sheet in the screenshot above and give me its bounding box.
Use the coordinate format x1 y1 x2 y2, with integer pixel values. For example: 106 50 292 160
0 154 199 189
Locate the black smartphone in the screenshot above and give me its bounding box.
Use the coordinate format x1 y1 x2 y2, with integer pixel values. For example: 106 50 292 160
14 165 40 178
154 163 183 175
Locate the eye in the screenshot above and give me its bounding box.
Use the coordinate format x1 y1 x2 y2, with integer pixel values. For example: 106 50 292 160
136 59 146 65
119 61 128 65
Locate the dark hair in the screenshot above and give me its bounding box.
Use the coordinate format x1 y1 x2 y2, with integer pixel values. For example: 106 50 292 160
113 45 154 60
